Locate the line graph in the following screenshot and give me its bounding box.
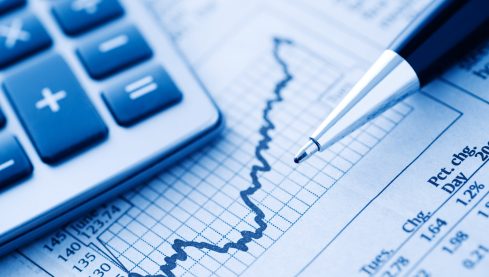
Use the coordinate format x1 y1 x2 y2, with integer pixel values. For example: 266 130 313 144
7 1 449 275
91 36 413 277
136 37 293 277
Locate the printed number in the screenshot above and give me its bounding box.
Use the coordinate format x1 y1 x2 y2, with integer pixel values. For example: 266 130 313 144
57 242 81 262
413 269 431 277
442 231 469 254
463 245 489 270
73 252 97 273
91 263 111 277
381 256 409 277
477 201 489 218
43 231 67 252
420 218 447 242
475 145 489 161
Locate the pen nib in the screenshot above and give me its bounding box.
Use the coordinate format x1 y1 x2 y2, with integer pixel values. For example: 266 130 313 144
294 153 307 164
294 140 318 164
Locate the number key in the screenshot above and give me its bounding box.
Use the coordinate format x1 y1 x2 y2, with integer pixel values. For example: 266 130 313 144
52 0 124 36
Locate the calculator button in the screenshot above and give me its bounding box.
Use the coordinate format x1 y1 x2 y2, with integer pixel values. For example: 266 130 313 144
0 0 25 15
3 55 108 164
103 65 183 126
0 107 5 128
0 13 52 68
52 0 124 36
77 25 152 79
0 135 32 188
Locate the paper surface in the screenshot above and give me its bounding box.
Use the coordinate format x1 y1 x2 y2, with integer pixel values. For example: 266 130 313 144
3 0 489 276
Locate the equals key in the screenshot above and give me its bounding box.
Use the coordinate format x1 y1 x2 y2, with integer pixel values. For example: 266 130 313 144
103 65 183 127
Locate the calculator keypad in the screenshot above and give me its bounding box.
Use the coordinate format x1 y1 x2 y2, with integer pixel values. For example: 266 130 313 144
77 24 152 79
52 0 124 36
0 135 32 188
0 12 52 68
0 1 184 180
3 55 108 164
103 65 183 126
0 0 222 250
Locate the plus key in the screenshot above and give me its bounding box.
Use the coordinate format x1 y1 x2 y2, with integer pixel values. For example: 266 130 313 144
3 54 107 164
35 88 67 113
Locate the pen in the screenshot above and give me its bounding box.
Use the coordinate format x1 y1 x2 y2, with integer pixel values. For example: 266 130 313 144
294 0 489 164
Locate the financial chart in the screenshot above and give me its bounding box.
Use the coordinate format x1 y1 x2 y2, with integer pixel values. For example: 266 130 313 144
6 1 434 276
92 38 410 276
8 1 489 276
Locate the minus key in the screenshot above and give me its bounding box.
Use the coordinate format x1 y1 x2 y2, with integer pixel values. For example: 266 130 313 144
0 135 33 188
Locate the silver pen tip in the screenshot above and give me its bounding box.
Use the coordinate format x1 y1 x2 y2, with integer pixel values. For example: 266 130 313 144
294 139 319 164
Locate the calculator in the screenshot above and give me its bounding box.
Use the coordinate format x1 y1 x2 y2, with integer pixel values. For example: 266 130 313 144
0 0 223 254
